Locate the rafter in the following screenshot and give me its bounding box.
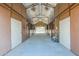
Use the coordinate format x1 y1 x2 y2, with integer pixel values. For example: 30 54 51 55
26 3 39 9
42 3 56 9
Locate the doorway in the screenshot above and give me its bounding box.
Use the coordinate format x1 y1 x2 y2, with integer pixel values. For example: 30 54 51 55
35 27 46 34
59 17 71 49
11 18 22 49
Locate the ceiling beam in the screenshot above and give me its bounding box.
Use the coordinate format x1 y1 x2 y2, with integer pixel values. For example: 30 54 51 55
32 17 49 19
42 3 55 9
26 3 39 9
25 3 56 9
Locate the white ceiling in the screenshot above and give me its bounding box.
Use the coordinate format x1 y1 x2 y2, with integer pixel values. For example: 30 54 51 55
23 3 56 24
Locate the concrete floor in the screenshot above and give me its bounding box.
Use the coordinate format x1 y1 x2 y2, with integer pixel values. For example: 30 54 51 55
6 34 75 56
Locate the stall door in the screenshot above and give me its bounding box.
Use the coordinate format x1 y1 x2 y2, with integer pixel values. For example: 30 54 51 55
59 17 71 49
11 18 22 49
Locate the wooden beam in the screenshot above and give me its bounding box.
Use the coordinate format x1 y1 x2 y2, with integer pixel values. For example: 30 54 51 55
26 3 38 9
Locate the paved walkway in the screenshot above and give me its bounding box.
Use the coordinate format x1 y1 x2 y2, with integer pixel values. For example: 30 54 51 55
6 34 75 56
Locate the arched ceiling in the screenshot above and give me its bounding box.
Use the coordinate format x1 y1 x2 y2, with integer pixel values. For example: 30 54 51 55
23 3 56 25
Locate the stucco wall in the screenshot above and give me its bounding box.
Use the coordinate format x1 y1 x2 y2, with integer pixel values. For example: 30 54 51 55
0 4 29 55
0 6 11 55
70 5 79 55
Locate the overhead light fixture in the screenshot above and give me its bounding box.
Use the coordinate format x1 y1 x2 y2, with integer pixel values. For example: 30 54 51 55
31 6 35 11
36 3 45 19
45 6 49 10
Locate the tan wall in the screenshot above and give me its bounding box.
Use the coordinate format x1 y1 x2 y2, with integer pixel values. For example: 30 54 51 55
50 4 70 42
0 3 29 55
53 3 79 55
58 3 69 14
70 5 79 55
10 3 29 42
0 6 11 55
54 3 69 17
58 4 79 55
54 3 70 37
